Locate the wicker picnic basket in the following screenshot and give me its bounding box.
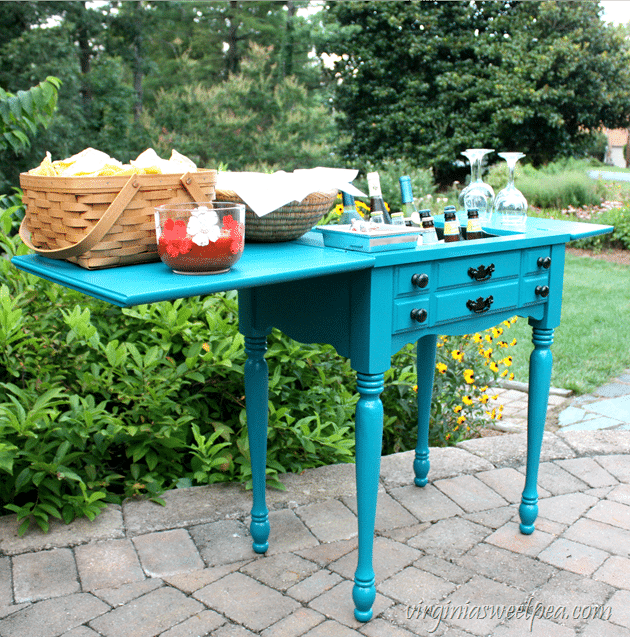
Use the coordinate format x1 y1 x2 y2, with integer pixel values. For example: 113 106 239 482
19 170 217 269
215 188 337 243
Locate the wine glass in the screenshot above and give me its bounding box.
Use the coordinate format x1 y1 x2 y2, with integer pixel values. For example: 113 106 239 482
494 152 527 230
458 149 495 223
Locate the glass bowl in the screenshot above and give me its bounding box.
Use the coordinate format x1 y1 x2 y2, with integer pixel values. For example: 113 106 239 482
154 202 245 274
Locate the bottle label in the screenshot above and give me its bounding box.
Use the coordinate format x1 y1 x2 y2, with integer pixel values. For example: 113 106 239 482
467 218 482 234
444 220 459 236
390 212 405 225
367 172 382 197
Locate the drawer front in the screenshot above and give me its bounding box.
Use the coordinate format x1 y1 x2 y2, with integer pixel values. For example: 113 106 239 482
435 280 520 324
523 247 552 275
520 274 551 306
395 263 435 296
393 296 430 333
437 251 520 289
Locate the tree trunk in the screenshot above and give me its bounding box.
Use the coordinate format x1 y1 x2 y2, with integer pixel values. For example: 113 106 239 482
225 0 240 77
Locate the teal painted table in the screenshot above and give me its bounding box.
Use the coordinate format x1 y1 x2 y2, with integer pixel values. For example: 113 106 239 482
12 216 612 622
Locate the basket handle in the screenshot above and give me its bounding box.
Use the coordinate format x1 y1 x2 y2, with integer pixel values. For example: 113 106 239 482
19 172 208 260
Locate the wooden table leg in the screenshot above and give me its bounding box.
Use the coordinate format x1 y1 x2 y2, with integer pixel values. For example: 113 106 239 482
519 325 554 535
244 334 270 553
414 334 438 487
352 371 385 622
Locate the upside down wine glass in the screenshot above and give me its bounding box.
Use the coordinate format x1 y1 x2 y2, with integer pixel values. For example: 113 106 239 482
494 152 527 231
458 149 495 223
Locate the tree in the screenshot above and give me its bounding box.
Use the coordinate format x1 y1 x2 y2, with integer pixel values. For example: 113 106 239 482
150 43 338 171
319 0 630 181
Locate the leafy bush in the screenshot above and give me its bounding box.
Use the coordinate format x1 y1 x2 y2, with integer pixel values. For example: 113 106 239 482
569 204 630 251
0 216 515 533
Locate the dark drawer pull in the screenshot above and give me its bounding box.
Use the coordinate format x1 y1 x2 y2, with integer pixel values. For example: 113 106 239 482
468 263 495 281
535 285 549 298
537 257 552 269
410 308 428 323
466 295 494 314
411 273 429 288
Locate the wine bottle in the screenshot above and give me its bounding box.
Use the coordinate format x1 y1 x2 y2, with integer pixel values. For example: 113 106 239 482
339 191 363 225
466 208 483 240
399 176 419 226
443 209 462 243
367 172 391 224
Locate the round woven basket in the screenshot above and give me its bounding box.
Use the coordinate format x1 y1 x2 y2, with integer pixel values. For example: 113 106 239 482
215 188 337 243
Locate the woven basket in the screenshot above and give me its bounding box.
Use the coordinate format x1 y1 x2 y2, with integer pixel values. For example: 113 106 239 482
19 170 217 269
215 188 337 243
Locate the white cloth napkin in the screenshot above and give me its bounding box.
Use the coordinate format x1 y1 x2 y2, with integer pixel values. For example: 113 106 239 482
216 167 367 217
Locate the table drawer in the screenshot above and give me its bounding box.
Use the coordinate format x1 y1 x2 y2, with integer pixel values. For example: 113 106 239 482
522 247 552 275
436 251 520 289
393 296 431 333
395 263 435 296
434 279 520 324
520 274 551 306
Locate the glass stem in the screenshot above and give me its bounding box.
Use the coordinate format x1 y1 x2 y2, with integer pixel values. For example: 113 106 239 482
472 157 482 183
506 160 516 189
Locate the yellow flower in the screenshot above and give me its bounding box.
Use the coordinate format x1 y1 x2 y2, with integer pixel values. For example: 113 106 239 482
436 362 448 374
482 347 493 359
511 317 518 324
462 395 473 405
508 372 515 381
510 338 517 346
503 356 513 367
202 343 210 352
489 362 499 373
454 405 463 413
463 369 475 384
492 326 503 338
457 415 466 425
451 349 464 362
502 320 512 328
500 369 509 377
473 333 483 343
479 393 489 404
480 385 488 392
413 384 418 392
498 340 509 349
485 334 493 343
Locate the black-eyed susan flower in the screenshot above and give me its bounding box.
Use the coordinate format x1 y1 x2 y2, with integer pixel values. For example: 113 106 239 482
454 405 463 413
489 361 499 372
463 395 473 405
436 362 447 374
503 356 513 367
492 326 503 338
451 349 464 362
463 369 475 384
510 338 517 346
479 393 490 404
457 415 466 425
473 333 483 343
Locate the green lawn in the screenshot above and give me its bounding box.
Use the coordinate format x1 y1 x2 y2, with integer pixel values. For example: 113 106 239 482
506 251 630 394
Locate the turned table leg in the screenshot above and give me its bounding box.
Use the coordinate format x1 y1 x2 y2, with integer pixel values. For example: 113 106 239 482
414 334 438 487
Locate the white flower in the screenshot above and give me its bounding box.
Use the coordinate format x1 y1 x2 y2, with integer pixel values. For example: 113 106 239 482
187 206 220 246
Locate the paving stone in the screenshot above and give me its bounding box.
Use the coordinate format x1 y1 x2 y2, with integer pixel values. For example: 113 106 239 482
379 448 493 490
122 484 252 536
554 457 619 488
241 552 318 591
286 569 343 603
342 491 417 532
463 505 517 531
89 586 203 637
0 605 29 621
307 579 392 630
491 615 576 636
585 499 630 531
12 548 80 603
484 521 556 557
0 557 12 606
593 555 630 590
162 562 249 594
563 518 630 557
457 432 575 466
606 589 630 630
587 395 630 421
475 467 528 504
594 383 630 398
302 618 365 636
561 416 623 431
296 538 358 566
212 625 258 637
379 521 432 543
607 483 630 506
537 538 609 575
433 475 509 513
158 609 226 637
75 539 145 591
533 516 567 537
388 484 464 522
0 505 124 556
260 607 325 637
133 529 204 577
559 431 630 456
529 462 589 496
358 616 422 637
557 406 598 427
295 500 357 543
412 555 473 586
381 603 450 636
328 537 421 584
455 543 556 589
0 593 109 637
533 570 613 629
377 565 456 607
91 579 163 608
580 620 630 636
407 518 491 558
194 572 300 632
595 454 630 483
536 492 599 525
187 520 254 566
60 627 102 637
438 575 528 636
265 508 319 555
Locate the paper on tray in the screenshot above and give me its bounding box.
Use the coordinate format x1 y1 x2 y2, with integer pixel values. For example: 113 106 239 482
216 167 367 217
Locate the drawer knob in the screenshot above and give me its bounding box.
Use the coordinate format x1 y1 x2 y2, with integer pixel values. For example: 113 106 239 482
466 295 494 314
468 263 495 281
535 285 550 298
411 273 429 288
410 308 428 323
537 256 552 269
